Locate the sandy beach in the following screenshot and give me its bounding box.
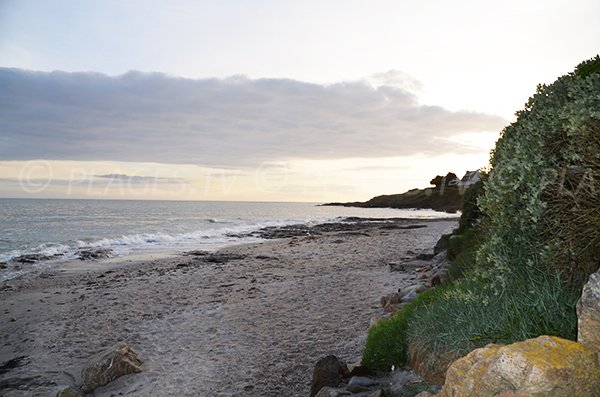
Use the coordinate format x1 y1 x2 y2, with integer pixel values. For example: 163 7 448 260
0 218 456 397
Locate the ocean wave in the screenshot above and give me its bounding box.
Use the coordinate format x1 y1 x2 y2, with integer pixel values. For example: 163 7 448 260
1 242 72 263
1 217 329 267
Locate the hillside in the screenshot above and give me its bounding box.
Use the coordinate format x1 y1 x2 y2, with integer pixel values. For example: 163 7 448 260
362 55 600 389
323 171 480 213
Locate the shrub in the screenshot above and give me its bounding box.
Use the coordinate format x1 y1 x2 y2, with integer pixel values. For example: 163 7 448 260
542 118 600 286
457 175 487 233
362 55 599 374
478 55 600 289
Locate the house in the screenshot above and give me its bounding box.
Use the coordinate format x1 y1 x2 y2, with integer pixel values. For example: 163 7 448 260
458 170 481 188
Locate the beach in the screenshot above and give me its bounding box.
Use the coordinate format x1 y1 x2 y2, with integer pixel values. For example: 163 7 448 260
0 217 456 396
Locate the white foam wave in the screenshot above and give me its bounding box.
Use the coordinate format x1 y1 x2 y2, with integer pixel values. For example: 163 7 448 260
1 242 71 263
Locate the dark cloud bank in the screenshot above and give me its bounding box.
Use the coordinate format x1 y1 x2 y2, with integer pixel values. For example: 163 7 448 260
0 68 507 167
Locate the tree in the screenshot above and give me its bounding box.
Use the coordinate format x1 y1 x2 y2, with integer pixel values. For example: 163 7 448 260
430 172 458 187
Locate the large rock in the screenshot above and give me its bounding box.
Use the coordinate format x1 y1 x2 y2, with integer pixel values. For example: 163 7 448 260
577 269 600 354
435 335 600 397
314 387 350 397
56 386 83 397
310 355 348 397
81 343 143 393
433 233 451 254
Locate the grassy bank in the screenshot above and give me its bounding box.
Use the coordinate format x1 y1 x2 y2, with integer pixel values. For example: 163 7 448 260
363 56 600 375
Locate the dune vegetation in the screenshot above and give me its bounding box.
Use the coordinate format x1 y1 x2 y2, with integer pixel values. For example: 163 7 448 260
363 56 600 374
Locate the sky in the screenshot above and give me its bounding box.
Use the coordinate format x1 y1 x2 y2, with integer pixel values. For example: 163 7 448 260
0 0 599 202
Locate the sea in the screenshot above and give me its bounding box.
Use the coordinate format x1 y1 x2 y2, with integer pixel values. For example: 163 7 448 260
0 198 457 281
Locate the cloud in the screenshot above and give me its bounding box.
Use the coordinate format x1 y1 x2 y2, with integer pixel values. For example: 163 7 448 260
94 174 187 184
0 68 507 167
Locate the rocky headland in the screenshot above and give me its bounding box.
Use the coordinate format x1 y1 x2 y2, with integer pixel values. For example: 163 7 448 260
322 172 480 213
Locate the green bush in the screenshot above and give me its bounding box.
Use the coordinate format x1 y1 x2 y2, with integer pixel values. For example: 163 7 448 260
458 176 486 233
573 54 600 78
478 55 600 289
362 56 599 374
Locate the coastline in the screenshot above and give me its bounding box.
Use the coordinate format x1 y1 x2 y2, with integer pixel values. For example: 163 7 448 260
0 217 457 396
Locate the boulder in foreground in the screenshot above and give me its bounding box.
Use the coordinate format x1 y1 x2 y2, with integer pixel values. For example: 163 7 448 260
577 269 600 354
310 355 349 397
81 342 143 393
435 335 600 397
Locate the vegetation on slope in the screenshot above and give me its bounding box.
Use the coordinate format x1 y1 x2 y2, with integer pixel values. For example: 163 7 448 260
363 55 600 375
323 173 468 213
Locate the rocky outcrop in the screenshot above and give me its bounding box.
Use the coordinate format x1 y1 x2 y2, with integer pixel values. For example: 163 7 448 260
77 248 111 261
323 171 480 213
322 186 463 213
577 269 600 354
81 343 143 393
434 335 600 397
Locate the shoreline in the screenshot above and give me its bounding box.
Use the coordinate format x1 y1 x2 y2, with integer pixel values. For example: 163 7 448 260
0 217 456 396
0 216 457 283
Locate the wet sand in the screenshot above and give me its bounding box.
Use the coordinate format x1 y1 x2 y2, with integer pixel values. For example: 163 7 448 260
0 218 456 396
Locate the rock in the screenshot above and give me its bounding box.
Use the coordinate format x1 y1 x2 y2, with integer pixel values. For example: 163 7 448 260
346 384 371 393
429 270 447 287
577 269 600 354
310 355 349 397
493 394 534 397
368 391 382 397
56 386 82 397
314 386 351 397
183 250 209 256
400 284 426 302
414 392 434 397
433 233 451 254
14 253 51 263
77 248 111 261
380 292 401 308
388 262 406 272
416 252 435 260
81 343 143 393
402 289 418 302
436 335 600 397
348 376 378 386
206 252 246 264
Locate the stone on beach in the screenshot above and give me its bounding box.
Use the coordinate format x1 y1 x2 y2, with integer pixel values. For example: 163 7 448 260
314 386 352 397
81 342 143 393
77 248 112 261
310 355 349 397
380 292 401 308
400 284 426 302
348 376 378 386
